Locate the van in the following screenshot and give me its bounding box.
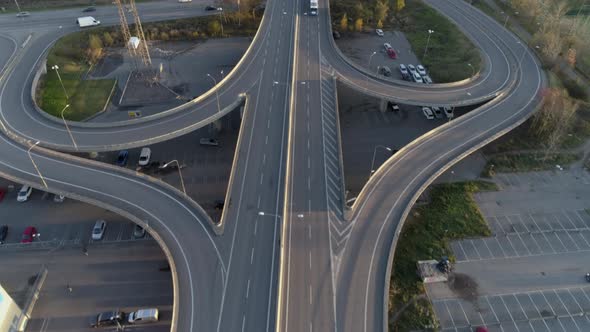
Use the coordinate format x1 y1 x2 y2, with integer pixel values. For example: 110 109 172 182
128 308 159 324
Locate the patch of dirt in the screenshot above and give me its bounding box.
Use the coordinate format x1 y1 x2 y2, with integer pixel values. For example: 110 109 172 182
448 273 479 303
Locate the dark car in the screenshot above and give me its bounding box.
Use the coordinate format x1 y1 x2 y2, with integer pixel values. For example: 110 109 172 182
21 226 37 243
82 6 96 12
0 225 7 244
133 225 145 239
116 150 129 166
90 310 125 328
205 5 218 10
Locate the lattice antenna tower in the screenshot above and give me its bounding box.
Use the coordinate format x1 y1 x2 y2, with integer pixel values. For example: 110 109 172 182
113 0 136 59
128 0 152 66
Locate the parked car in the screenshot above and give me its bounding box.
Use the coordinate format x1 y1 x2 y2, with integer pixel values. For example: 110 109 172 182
389 103 400 112
432 107 443 119
90 310 125 328
0 188 6 202
200 138 219 146
443 106 454 119
383 42 392 51
0 225 7 244
422 107 434 120
116 150 129 166
16 11 30 17
386 48 397 59
332 31 341 39
412 72 423 83
399 64 409 79
205 5 222 10
53 194 65 203
133 225 146 239
127 308 159 324
422 75 433 84
91 220 106 241
138 147 152 166
378 66 391 77
21 226 37 243
17 185 32 202
416 64 427 76
407 64 417 74
375 29 384 37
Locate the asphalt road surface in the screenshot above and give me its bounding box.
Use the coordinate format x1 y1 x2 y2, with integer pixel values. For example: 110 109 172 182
0 0 547 331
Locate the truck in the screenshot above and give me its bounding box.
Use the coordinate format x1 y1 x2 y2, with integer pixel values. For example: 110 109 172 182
76 16 100 28
310 0 318 15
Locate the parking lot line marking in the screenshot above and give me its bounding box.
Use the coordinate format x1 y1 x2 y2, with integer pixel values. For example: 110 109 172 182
499 295 521 332
456 241 469 261
494 237 508 258
504 233 519 256
539 231 557 254
563 229 582 250
552 213 571 231
528 213 544 234
575 210 589 227
551 230 569 252
579 231 590 248
482 238 495 258
526 293 550 330
562 211 581 230
555 291 583 331
470 239 483 260
456 300 471 326
515 232 533 256
513 214 530 233
540 292 563 329
484 296 502 326
566 289 584 314
443 300 457 328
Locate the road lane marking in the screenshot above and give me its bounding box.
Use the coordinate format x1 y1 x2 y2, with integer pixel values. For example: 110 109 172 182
254 219 258 236
260 173 264 185
309 284 312 304
246 279 250 299
241 315 246 332
308 225 311 239
251 247 255 264
309 251 312 269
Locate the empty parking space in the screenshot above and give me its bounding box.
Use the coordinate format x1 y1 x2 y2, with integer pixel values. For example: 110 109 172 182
452 209 590 263
433 287 590 331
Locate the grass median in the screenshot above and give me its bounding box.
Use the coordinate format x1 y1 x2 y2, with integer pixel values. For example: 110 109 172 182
482 152 581 175
389 181 495 331
398 0 482 83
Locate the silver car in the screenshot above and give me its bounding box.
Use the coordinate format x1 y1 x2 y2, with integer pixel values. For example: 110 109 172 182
412 72 423 83
92 220 106 240
416 64 427 76
199 138 219 146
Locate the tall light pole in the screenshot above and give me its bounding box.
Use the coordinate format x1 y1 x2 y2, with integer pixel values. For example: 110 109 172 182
60 104 78 151
258 211 282 221
14 0 22 12
207 73 221 113
51 65 68 100
370 145 392 177
467 63 475 77
366 51 377 89
503 14 509 28
27 141 48 188
516 41 528 72
162 160 186 195
423 29 434 58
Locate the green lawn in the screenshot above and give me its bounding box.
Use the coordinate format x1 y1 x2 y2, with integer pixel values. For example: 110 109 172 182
485 152 581 173
389 181 496 331
397 0 482 83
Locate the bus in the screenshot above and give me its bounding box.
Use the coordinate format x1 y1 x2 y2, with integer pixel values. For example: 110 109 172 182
310 0 318 15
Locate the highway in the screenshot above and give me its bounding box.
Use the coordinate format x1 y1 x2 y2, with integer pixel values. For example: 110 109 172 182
0 0 546 331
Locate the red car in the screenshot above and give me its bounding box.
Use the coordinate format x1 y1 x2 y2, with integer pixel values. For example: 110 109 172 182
0 188 5 202
21 226 37 243
386 48 397 59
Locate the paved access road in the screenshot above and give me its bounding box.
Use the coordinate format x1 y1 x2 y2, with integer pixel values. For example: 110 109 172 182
0 0 546 331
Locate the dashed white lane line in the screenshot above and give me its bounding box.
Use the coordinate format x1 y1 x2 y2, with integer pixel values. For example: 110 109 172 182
262 154 266 165
308 225 311 240
308 178 311 191
309 284 313 304
246 279 251 299
267 119 271 129
265 135 268 144
260 173 264 185
241 315 246 332
257 196 261 209
250 247 255 264
309 251 312 269
254 219 258 236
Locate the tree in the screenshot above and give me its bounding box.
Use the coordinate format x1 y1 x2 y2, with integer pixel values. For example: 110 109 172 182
377 19 383 29
396 0 405 12
354 18 363 32
208 20 222 36
103 32 114 47
87 34 103 65
340 13 348 31
375 0 389 25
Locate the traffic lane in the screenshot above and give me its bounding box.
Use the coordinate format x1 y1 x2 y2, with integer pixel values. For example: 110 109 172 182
0 242 172 332
0 33 16 74
0 135 224 332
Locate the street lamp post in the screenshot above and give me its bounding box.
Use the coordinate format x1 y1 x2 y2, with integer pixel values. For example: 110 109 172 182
60 104 78 151
467 63 475 77
207 74 221 113
162 160 186 195
14 0 22 12
366 51 377 89
370 145 392 177
423 29 434 58
258 211 282 221
503 14 509 28
516 41 528 72
51 65 68 100
27 141 48 188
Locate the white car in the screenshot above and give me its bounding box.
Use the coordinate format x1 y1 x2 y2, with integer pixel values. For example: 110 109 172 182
422 107 434 120
138 147 151 166
422 75 433 84
92 220 106 240
412 72 423 83
443 106 454 119
416 64 427 76
375 29 384 37
408 64 417 74
383 42 392 51
17 185 32 202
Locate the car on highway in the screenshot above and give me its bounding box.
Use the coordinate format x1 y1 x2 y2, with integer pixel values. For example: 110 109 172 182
90 310 125 328
0 225 7 244
138 147 152 166
375 29 384 37
432 106 443 119
407 64 417 74
200 138 219 146
116 150 129 166
82 6 96 12
127 308 159 324
422 107 434 120
205 5 222 11
92 220 106 241
17 185 32 202
16 11 30 17
399 64 409 79
416 64 427 76
21 226 37 243
411 72 423 83
378 66 391 77
443 106 454 119
133 225 146 238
